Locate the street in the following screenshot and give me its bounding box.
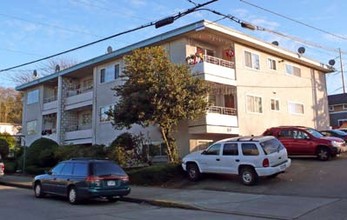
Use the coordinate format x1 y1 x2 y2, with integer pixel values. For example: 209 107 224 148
0 185 266 220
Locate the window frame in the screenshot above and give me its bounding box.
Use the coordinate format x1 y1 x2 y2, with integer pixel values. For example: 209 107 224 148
285 64 301 77
244 50 260 70
267 58 277 70
288 101 305 115
246 94 263 114
27 89 39 105
270 98 280 111
26 120 38 135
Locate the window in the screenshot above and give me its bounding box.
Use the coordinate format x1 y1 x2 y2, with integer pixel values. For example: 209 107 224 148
223 143 238 156
285 64 301 77
288 102 304 114
267 58 277 70
271 99 280 111
100 105 114 122
241 143 259 156
244 51 260 70
60 163 73 175
73 163 88 176
27 120 37 135
51 163 65 175
204 144 221 155
343 104 347 110
100 64 120 83
27 89 39 104
246 95 263 113
114 64 120 79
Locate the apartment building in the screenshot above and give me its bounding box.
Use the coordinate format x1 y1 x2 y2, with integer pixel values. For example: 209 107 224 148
16 20 333 157
328 93 347 128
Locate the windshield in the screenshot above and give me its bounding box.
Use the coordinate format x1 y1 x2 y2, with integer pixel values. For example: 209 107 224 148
305 128 323 138
260 138 284 155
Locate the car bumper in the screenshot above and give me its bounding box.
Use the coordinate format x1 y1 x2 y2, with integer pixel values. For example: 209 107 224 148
78 187 131 199
255 159 291 176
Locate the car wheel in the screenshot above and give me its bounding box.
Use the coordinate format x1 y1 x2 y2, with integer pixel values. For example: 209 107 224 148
68 186 80 205
317 147 331 161
34 182 45 198
187 163 200 181
240 167 258 186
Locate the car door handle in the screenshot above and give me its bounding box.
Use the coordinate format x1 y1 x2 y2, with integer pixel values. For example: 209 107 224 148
235 159 240 162
216 158 220 161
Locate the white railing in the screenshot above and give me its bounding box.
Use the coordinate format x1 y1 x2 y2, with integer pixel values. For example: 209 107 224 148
207 106 237 115
187 54 235 69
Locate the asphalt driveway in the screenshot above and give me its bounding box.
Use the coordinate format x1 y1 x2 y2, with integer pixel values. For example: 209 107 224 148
180 153 347 199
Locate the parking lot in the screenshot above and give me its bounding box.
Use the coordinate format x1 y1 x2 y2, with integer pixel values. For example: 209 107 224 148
181 153 347 199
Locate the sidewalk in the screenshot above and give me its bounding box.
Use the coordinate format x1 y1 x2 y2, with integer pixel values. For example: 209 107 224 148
0 175 344 219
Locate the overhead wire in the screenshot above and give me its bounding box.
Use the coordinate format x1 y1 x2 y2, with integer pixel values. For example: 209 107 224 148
239 0 347 41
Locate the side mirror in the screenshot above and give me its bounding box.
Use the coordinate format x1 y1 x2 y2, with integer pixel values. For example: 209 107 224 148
46 170 53 175
201 150 207 155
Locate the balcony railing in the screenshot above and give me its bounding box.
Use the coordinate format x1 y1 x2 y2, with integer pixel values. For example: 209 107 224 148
187 55 235 69
43 95 57 103
207 106 237 116
67 85 93 97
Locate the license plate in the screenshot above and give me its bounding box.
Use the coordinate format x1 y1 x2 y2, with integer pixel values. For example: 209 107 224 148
280 164 286 170
107 180 116 186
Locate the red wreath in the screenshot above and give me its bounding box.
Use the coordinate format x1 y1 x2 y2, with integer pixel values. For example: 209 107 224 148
226 49 234 58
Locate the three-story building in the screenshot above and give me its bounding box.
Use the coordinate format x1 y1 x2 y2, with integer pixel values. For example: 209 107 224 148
16 20 333 157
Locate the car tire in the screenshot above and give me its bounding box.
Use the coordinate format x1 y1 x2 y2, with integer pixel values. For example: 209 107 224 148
317 147 331 161
187 163 200 181
68 186 80 205
240 167 258 186
34 182 45 198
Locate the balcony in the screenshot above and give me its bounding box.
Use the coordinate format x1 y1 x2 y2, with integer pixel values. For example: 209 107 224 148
43 95 58 114
65 90 93 110
65 128 93 145
190 55 236 85
188 106 239 135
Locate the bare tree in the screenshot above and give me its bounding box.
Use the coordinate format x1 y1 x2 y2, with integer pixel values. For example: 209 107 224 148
8 57 78 86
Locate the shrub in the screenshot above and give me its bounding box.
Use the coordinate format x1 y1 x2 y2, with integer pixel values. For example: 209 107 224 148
26 138 59 168
107 132 149 167
55 144 107 161
4 160 17 173
127 163 184 186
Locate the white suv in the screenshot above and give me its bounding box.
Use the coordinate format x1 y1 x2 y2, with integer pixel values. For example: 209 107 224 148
182 136 291 185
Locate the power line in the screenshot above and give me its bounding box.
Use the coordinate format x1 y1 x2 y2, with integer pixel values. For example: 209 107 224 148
239 0 347 41
0 0 218 73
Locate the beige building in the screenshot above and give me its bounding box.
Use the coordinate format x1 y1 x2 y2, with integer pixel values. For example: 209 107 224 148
16 20 332 158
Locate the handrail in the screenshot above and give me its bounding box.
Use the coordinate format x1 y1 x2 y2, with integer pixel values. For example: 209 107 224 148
207 106 237 115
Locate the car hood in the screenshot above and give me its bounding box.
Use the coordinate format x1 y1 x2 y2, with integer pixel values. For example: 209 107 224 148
183 150 203 160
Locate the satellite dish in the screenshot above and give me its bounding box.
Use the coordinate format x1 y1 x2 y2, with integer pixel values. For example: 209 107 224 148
55 64 60 72
107 46 113 53
329 59 336 66
298 47 306 54
272 41 279 46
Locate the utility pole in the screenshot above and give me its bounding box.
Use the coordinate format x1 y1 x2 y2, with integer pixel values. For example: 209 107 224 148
339 48 345 93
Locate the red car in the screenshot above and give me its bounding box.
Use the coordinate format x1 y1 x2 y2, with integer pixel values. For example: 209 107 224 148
263 126 346 161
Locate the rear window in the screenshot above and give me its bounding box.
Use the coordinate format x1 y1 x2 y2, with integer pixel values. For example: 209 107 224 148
93 162 126 176
260 138 284 155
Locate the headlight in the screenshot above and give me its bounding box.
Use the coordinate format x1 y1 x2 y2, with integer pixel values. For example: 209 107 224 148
331 141 341 147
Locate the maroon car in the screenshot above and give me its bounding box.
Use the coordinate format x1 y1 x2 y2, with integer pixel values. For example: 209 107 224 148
263 126 346 161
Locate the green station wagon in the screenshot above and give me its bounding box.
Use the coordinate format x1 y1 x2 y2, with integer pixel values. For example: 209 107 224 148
32 158 131 204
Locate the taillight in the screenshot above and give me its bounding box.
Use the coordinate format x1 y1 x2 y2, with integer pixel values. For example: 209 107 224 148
86 176 101 187
0 164 4 171
262 158 269 167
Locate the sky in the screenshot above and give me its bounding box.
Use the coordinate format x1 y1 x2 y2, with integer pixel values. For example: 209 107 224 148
1 0 347 95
